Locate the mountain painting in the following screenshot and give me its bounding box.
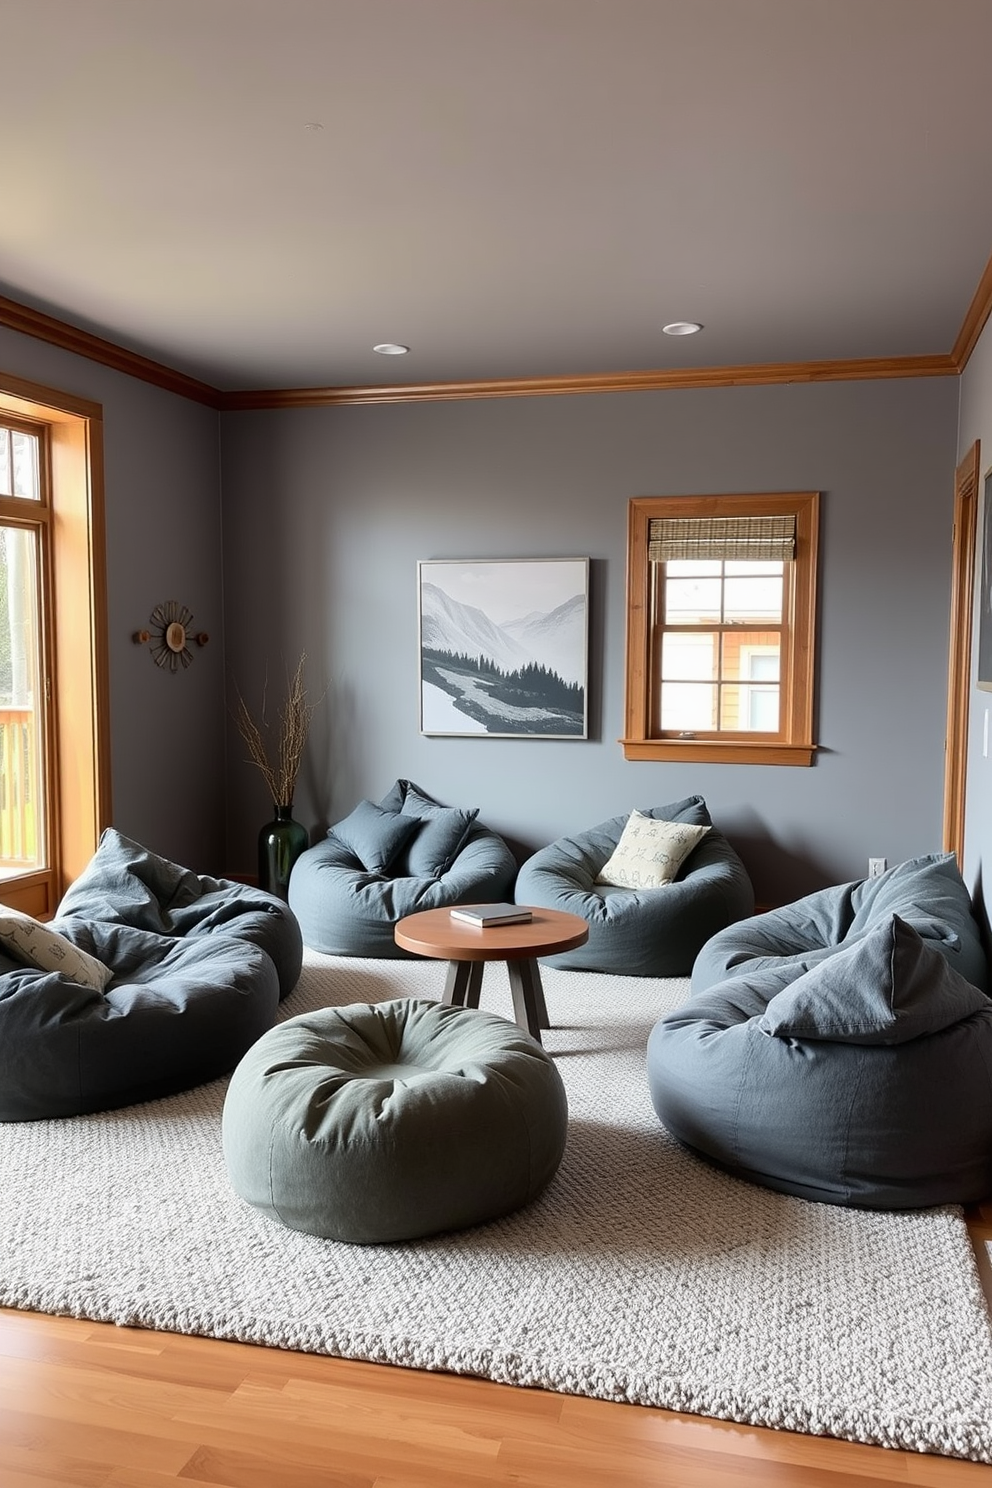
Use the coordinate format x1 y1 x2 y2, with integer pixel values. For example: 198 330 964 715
418 558 589 738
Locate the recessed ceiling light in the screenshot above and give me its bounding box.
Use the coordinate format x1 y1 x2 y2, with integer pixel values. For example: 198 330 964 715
662 321 703 336
372 343 410 355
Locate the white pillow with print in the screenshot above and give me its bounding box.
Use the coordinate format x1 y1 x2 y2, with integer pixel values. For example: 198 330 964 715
0 908 112 990
595 811 710 890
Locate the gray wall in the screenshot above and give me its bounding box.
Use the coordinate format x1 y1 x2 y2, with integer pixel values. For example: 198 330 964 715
221 376 960 907
0 328 227 872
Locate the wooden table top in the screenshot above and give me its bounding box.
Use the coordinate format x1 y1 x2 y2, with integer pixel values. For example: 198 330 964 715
394 905 589 963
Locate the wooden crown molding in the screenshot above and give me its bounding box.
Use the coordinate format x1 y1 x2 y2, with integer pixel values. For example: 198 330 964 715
218 354 957 410
0 294 221 408
951 247 992 371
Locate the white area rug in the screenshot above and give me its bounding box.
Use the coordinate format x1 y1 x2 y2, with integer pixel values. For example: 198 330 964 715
2 952 991 1463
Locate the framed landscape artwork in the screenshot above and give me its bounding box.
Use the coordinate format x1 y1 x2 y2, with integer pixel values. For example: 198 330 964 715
418 558 589 738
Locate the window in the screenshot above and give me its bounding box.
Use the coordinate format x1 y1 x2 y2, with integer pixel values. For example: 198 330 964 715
0 374 110 915
0 421 50 879
622 492 819 765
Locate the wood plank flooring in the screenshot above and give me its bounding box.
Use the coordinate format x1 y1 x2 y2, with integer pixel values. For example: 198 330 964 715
0 1201 988 1487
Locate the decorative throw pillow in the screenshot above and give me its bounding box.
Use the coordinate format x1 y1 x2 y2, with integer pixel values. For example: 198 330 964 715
330 800 419 875
758 914 989 1046
395 784 479 878
595 811 710 890
0 909 112 991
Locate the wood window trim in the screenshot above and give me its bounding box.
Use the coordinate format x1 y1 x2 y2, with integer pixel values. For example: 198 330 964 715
942 442 980 864
621 491 819 766
0 371 111 914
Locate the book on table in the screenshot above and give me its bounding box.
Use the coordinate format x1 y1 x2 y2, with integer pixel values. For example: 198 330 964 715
449 903 533 927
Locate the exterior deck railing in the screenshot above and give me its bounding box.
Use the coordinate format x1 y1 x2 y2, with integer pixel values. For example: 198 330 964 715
0 706 37 867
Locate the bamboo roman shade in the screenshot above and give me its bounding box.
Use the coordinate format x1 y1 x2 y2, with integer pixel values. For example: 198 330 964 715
648 514 796 563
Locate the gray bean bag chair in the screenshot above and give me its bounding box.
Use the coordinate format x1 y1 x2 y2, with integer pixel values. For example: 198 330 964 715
0 828 304 1120
692 851 987 995
648 914 992 1208
0 922 280 1121
513 795 754 976
288 779 518 956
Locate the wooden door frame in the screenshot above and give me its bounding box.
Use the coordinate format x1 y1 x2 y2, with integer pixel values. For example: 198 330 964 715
943 441 981 863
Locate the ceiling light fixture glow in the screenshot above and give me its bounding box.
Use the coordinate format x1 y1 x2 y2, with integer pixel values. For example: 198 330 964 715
372 342 410 355
662 321 703 336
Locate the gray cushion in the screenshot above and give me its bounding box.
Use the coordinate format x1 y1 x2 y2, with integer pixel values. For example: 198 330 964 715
692 852 988 995
758 915 989 1044
58 827 303 997
386 780 480 877
330 800 419 874
222 998 568 1243
513 795 754 976
648 913 992 1208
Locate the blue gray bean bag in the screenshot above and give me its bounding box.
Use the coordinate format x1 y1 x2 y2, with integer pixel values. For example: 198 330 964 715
0 830 302 1120
513 795 754 976
288 779 518 956
648 855 992 1208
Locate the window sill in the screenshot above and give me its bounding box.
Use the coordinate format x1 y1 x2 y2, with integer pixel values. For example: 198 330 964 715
619 738 817 766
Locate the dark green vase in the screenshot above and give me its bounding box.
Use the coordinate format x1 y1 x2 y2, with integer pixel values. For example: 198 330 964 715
258 804 308 901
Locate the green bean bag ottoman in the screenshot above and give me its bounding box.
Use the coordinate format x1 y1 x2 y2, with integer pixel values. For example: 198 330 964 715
222 998 568 1243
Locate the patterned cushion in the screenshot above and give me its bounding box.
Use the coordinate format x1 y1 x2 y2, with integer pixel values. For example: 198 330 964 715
595 811 710 890
0 908 111 991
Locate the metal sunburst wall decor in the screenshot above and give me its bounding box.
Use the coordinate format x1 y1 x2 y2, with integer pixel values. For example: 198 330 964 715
133 600 209 672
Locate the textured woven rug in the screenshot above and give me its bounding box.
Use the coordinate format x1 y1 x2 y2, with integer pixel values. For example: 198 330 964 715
1 951 991 1463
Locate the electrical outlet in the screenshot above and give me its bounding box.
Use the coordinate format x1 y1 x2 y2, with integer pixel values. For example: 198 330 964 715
868 857 887 879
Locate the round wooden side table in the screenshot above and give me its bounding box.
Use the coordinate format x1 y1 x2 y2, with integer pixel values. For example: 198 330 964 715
394 905 589 1044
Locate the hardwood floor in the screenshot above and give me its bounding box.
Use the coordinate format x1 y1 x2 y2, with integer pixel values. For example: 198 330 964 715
0 1202 989 1488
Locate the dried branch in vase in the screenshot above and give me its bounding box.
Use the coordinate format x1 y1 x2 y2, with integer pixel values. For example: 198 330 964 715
234 653 316 809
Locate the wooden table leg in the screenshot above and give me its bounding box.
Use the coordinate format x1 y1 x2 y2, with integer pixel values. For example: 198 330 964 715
507 958 549 1042
443 960 484 1008
442 961 473 1007
464 961 484 1008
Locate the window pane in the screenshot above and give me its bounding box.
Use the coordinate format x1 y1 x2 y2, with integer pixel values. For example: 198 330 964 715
660 682 717 732
0 526 45 870
720 634 781 683
665 575 722 623
723 571 783 623
747 651 780 680
666 560 721 576
724 561 782 575
11 431 40 501
0 430 9 496
747 687 780 730
721 683 780 732
661 631 718 680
